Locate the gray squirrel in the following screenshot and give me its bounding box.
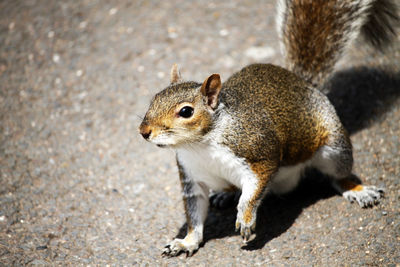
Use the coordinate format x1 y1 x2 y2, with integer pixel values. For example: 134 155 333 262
139 0 399 257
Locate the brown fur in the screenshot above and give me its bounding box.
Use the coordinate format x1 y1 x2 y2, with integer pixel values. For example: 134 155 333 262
280 0 399 87
338 179 364 192
243 161 277 224
219 64 342 167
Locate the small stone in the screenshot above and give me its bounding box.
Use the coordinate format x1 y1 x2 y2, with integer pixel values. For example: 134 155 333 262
219 29 229 36
48 31 55 38
245 46 275 60
168 32 178 39
79 132 86 141
115 253 127 260
31 259 48 265
109 8 118 15
9 22 15 30
79 21 88 29
53 54 60 63
133 183 145 194
148 49 156 56
157 72 165 79
0 64 6 75
76 69 83 77
220 55 235 68
36 245 48 250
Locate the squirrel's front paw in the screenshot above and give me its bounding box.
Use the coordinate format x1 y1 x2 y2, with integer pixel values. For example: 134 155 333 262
235 214 256 243
162 238 199 257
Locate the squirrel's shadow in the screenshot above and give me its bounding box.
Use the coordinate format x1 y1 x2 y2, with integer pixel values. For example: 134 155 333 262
174 66 400 252
327 66 400 134
174 169 337 252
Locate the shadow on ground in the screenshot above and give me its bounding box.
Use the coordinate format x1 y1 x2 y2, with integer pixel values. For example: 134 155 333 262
173 169 336 255
171 66 400 255
327 66 400 135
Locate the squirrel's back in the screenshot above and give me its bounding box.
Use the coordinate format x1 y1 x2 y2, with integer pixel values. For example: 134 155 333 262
277 0 399 88
219 64 342 165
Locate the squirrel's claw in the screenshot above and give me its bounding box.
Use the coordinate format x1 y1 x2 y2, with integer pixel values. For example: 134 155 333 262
241 227 252 242
162 244 177 257
235 220 240 232
235 218 256 243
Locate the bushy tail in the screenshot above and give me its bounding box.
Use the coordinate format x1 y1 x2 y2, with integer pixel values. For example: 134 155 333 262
361 0 400 48
276 0 399 88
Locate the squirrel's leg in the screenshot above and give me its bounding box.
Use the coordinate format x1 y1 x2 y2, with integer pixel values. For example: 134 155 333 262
162 161 209 257
312 141 384 208
236 161 276 242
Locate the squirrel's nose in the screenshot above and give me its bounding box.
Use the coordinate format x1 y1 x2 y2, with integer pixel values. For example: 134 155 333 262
140 127 152 140
141 130 151 140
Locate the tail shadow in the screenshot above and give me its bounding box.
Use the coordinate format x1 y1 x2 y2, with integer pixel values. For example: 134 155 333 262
173 66 400 253
326 66 400 135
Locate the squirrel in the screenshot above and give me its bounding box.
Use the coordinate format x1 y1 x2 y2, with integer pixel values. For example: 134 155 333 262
139 0 399 257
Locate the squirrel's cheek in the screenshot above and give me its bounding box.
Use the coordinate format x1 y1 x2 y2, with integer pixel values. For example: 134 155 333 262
180 115 210 135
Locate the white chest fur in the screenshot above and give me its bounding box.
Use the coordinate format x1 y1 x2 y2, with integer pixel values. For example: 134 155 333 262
176 142 254 191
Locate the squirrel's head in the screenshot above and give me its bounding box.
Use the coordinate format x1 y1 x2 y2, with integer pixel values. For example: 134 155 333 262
139 64 222 148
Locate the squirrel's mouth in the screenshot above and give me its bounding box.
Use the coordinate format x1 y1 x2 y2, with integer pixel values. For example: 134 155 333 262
156 144 167 148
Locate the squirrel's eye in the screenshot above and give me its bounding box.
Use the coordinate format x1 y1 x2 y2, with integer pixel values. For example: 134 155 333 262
178 106 194 118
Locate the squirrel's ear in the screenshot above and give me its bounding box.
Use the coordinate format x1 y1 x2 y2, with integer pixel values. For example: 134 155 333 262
170 63 182 84
200 74 221 110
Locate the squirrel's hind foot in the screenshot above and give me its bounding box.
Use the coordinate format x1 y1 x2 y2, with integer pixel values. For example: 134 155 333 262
342 185 384 208
333 178 384 208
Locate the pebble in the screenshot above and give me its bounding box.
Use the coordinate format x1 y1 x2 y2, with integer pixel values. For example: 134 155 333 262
244 46 276 60
109 8 118 16
79 21 88 29
8 22 15 30
53 54 60 63
219 29 229 36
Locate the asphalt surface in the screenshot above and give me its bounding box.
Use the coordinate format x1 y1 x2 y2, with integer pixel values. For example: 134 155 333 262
0 0 399 266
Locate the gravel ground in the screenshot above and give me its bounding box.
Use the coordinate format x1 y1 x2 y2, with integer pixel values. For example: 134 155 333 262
0 0 399 266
